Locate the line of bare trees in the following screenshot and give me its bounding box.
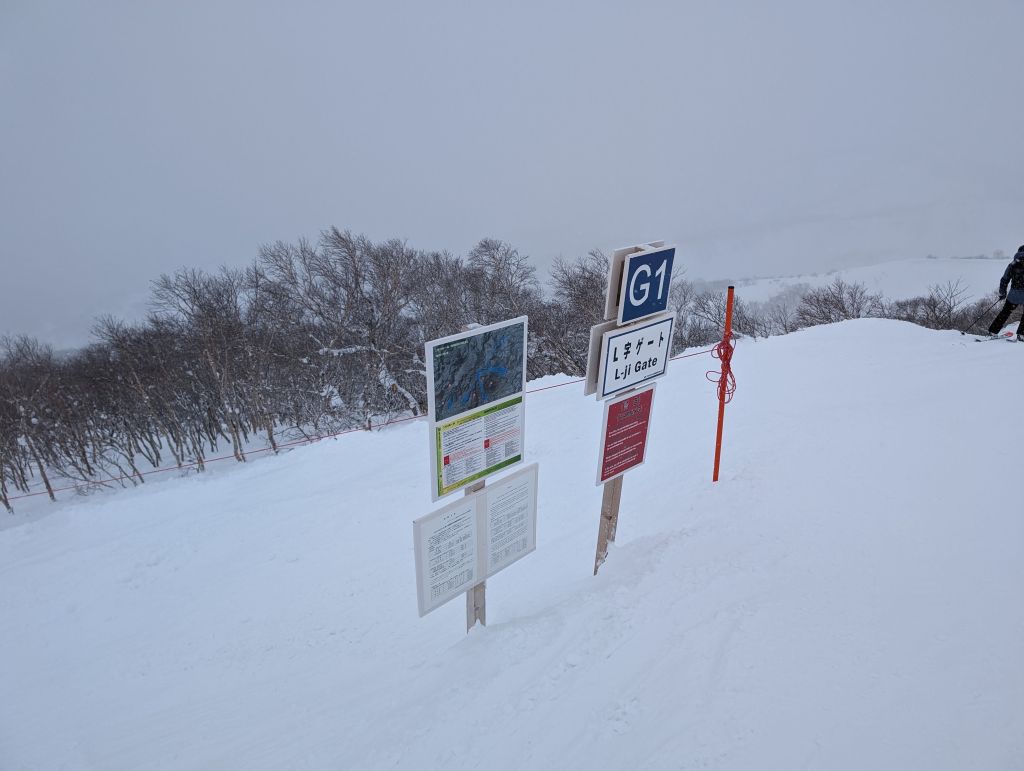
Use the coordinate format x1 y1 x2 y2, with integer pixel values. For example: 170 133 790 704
0 230 1002 513
671 276 997 344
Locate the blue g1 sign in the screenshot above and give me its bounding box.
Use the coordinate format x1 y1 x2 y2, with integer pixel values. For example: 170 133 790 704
617 246 675 325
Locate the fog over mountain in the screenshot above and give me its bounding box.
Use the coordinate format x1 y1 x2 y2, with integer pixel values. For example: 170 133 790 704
2 1 1022 348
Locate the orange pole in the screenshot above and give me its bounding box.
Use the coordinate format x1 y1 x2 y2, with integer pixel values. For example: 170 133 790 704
712 286 735 482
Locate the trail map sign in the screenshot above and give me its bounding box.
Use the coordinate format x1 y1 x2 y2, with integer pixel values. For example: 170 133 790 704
414 463 538 617
597 384 655 484
595 311 674 400
425 317 528 501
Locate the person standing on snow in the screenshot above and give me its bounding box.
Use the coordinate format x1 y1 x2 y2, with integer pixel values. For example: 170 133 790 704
988 246 1024 340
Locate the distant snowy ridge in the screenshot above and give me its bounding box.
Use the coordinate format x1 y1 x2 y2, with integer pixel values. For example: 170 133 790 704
697 255 1007 305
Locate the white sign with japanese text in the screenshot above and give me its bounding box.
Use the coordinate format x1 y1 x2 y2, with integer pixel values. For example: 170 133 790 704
413 496 480 617
485 462 538 577
595 311 674 400
414 463 539 617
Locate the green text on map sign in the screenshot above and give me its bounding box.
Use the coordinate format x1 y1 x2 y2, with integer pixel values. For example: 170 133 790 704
425 317 528 500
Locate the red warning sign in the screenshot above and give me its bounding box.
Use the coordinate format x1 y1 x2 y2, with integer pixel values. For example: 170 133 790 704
597 384 655 485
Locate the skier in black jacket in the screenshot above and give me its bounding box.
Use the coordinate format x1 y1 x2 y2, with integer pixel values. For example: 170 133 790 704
988 246 1024 340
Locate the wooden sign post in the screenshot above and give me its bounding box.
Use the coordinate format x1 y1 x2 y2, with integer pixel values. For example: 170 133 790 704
586 241 676 576
594 475 623 575
416 318 533 635
465 479 486 631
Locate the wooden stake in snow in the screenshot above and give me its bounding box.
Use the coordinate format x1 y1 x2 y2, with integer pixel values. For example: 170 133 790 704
594 474 623 575
465 479 486 632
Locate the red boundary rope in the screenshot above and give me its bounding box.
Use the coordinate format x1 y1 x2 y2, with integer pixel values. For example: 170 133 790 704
706 337 737 405
7 344 719 503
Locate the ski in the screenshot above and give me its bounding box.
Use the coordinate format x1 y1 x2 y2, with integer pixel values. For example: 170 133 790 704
974 332 1015 342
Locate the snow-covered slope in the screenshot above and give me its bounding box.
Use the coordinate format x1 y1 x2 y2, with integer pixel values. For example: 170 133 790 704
2 320 1023 770
701 256 1007 304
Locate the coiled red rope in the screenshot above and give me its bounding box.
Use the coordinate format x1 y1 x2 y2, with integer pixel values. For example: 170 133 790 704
707 336 737 404
711 287 737 482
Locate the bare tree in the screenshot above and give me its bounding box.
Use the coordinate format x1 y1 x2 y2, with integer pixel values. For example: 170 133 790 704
529 249 610 376
465 238 540 323
14 225 994 516
796 277 883 327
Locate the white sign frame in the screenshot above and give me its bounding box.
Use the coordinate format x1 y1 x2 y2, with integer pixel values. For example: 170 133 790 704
584 318 619 396
414 463 539 617
602 240 665 321
595 311 674 400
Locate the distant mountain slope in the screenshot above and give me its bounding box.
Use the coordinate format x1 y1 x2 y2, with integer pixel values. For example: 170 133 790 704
699 256 1007 304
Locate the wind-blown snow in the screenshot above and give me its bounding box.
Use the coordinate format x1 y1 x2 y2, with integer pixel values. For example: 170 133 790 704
1 320 1022 769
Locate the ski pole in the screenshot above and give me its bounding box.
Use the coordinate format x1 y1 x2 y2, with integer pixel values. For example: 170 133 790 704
959 298 1001 335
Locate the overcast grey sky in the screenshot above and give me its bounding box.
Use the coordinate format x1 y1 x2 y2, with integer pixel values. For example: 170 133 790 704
2 0 1022 347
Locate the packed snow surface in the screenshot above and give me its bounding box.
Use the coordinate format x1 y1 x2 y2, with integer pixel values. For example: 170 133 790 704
2 320 1022 770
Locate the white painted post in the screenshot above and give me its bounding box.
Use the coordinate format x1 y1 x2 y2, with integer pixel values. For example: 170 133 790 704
459 323 487 633
465 478 486 632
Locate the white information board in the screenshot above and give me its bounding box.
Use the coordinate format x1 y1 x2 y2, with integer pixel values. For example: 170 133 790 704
425 317 528 500
485 462 538 576
413 463 539 617
595 311 674 400
412 497 480 617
